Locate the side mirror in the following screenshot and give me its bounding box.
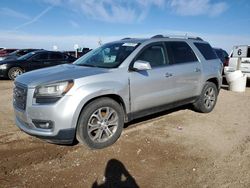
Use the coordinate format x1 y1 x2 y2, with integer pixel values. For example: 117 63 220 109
133 60 152 71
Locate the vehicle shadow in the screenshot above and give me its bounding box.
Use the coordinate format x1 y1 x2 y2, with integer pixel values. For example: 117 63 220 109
92 158 139 188
124 104 191 128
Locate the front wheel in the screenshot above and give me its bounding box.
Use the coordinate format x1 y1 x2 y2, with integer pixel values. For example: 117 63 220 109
193 82 218 113
8 67 23 80
76 97 124 149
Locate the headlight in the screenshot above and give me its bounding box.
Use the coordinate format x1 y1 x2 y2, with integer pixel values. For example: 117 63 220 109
0 64 7 69
34 80 74 103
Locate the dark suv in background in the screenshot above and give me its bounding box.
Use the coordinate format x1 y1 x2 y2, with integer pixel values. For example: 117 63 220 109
0 50 76 80
213 48 229 67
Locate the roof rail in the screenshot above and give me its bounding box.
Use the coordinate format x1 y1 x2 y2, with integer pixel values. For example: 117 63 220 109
121 37 131 40
151 34 203 41
187 37 203 41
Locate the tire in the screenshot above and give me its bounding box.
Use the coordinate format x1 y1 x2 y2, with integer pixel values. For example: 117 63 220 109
193 82 218 113
8 67 23 80
76 97 124 149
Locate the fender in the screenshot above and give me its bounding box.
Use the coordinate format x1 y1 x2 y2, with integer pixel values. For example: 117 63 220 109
69 80 130 129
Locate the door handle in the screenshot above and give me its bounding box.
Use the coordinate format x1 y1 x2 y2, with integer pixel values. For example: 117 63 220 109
195 68 201 72
165 73 173 77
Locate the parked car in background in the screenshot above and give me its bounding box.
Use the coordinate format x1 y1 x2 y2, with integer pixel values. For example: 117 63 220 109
214 48 229 67
213 48 229 75
0 49 41 61
0 48 18 59
0 50 76 80
13 35 222 149
64 48 92 58
228 45 250 79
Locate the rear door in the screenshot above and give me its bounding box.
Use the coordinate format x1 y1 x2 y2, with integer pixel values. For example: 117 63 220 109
164 41 202 100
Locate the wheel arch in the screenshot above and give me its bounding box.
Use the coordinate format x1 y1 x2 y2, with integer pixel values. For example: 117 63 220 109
75 94 128 128
206 77 219 90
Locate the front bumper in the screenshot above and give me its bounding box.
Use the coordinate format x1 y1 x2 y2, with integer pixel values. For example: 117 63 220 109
0 69 7 78
13 85 78 144
15 115 75 144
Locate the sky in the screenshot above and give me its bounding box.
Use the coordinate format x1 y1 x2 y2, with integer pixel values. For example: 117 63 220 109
0 0 250 52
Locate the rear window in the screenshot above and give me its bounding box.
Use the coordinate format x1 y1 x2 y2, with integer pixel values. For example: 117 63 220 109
222 50 229 58
214 49 223 62
194 43 217 60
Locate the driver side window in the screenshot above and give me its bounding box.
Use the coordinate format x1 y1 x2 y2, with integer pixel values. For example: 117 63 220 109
136 44 167 67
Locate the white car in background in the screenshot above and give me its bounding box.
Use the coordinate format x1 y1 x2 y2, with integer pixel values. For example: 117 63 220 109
228 46 250 78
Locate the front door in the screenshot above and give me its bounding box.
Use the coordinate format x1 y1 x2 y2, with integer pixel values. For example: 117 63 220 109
129 42 174 112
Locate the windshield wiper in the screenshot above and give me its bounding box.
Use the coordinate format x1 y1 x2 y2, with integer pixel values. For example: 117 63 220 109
75 64 97 67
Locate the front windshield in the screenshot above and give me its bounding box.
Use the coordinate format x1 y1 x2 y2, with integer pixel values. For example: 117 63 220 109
74 42 140 68
17 51 36 60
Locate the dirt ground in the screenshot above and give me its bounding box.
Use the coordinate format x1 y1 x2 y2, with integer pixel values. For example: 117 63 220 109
0 80 250 188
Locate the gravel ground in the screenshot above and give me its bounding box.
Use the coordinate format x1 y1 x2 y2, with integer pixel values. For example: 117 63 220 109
0 80 250 188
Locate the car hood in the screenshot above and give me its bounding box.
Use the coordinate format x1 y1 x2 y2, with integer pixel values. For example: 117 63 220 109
15 64 110 88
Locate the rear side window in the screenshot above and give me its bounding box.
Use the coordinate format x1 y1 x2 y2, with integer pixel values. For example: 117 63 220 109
194 43 217 60
50 53 63 60
166 42 198 64
247 47 250 58
32 53 49 60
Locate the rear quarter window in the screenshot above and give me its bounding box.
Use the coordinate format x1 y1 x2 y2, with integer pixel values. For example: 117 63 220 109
194 43 217 60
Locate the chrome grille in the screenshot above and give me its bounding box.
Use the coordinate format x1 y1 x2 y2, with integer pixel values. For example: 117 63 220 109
13 83 27 110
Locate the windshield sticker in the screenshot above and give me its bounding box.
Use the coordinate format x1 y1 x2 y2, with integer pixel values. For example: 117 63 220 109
122 43 138 47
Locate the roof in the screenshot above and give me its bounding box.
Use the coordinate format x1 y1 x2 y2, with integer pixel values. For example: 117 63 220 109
110 34 205 45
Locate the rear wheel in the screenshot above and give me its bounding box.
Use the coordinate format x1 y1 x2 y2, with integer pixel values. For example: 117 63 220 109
193 82 218 113
8 67 23 80
76 97 124 149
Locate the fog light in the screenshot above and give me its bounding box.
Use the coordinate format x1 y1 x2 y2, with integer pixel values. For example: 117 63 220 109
32 120 54 129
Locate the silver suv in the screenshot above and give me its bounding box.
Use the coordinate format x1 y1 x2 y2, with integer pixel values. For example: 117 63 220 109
13 35 222 149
